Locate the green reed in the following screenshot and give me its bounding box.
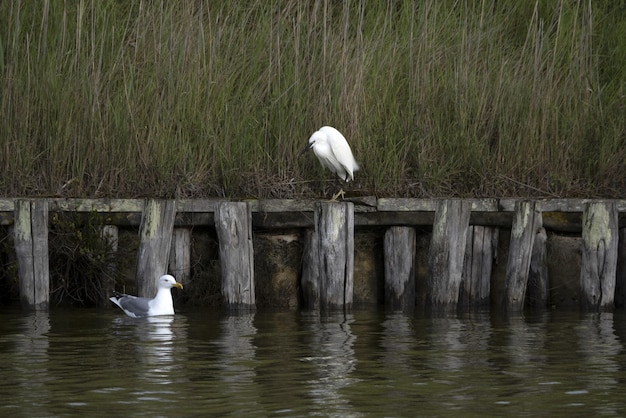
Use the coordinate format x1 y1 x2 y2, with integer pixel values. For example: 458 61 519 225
0 0 624 198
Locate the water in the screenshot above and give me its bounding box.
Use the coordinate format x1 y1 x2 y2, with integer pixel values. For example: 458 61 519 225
1 307 626 417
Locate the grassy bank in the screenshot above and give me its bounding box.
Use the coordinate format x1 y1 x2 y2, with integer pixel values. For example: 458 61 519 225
1 1 625 199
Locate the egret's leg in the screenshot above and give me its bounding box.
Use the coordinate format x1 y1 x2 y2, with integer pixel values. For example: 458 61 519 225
330 188 345 201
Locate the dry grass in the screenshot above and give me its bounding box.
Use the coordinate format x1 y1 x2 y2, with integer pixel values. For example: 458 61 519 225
1 1 624 199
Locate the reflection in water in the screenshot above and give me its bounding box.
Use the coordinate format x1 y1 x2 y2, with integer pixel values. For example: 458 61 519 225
304 313 360 416
428 317 469 371
111 314 188 404
214 314 259 413
494 312 549 404
137 316 176 383
577 313 621 397
382 313 413 365
1 308 626 416
427 316 491 372
13 311 51 416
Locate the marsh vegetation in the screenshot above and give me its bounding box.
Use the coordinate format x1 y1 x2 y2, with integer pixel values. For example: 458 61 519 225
1 1 624 198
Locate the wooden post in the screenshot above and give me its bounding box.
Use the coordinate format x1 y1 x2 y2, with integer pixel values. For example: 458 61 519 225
315 201 354 312
136 199 177 297
427 199 471 309
384 226 416 312
505 200 540 310
616 228 626 308
461 226 497 308
580 202 618 310
215 201 255 311
169 228 191 285
527 220 549 308
100 225 118 306
14 199 49 310
301 229 320 310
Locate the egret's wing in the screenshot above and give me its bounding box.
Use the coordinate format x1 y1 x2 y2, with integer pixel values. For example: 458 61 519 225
320 126 359 180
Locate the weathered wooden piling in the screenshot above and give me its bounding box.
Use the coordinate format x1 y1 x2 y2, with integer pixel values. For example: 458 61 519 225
136 199 177 297
14 199 49 310
169 228 191 285
384 226 416 312
617 228 626 308
580 202 618 310
427 199 472 309
527 220 549 308
308 202 354 312
461 226 497 308
215 201 255 311
504 201 541 310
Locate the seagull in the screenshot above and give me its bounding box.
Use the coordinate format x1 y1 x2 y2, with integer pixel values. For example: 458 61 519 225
299 126 359 200
110 275 183 318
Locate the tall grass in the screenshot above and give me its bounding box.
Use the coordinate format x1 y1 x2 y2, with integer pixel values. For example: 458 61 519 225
1 0 624 198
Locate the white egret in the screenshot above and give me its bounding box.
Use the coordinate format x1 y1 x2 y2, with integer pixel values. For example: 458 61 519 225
109 274 183 318
299 126 359 200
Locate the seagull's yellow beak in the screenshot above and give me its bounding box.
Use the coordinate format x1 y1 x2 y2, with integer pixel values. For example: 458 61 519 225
172 282 183 290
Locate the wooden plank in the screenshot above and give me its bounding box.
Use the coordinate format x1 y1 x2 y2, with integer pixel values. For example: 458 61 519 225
0 199 14 211
2 198 626 232
14 200 49 310
527 221 549 308
427 199 472 309
616 228 626 308
315 202 354 311
356 212 435 227
377 198 438 212
174 212 214 227
539 199 626 213
301 229 320 310
2 198 626 215
169 228 191 285
469 212 514 227
252 212 314 229
344 195 378 211
136 199 177 297
580 202 618 310
461 226 497 307
541 212 583 232
378 198 498 212
499 198 626 213
177 199 221 213
504 201 541 310
51 198 145 212
249 197 376 213
215 201 255 311
384 226 416 312
248 199 316 213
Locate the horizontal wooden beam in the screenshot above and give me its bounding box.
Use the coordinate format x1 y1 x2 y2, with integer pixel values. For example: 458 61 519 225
1 197 626 213
0 198 625 230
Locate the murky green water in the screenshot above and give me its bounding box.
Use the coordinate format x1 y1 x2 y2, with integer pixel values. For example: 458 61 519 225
1 306 625 416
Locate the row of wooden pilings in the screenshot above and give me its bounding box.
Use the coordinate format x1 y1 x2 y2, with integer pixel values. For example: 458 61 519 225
6 198 625 313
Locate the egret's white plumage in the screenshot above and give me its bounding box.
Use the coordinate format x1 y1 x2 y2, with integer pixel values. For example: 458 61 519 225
300 126 359 182
110 274 183 318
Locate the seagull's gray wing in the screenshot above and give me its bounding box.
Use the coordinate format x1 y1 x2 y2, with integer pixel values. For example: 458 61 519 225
111 293 151 318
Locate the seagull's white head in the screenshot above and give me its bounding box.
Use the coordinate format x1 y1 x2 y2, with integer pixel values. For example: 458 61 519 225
158 275 183 290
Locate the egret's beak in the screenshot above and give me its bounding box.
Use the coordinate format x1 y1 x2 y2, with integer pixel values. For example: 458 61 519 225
172 282 183 290
298 143 313 157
